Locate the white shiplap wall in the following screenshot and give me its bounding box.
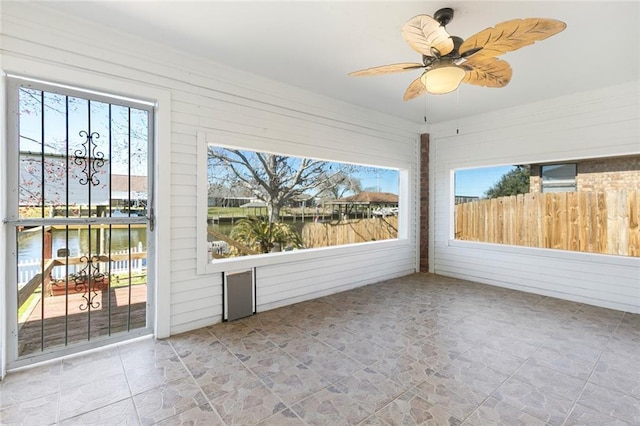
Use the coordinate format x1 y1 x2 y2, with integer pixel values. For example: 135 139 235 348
0 1 421 353
429 82 640 313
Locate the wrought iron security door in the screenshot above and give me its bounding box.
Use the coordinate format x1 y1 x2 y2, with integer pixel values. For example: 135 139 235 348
6 77 155 364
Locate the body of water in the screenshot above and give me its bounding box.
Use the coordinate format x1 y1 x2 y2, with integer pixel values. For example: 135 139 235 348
17 226 147 261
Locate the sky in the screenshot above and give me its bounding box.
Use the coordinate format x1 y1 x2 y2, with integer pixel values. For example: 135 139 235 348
355 165 516 197
19 87 149 177
354 167 398 193
357 165 516 198
454 165 516 198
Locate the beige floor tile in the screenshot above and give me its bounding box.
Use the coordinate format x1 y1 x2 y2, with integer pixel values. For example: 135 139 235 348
589 359 640 400
255 408 306 425
0 361 62 408
59 398 139 426
3 274 638 426
464 397 547 426
280 336 363 383
529 338 603 380
482 334 540 359
125 354 190 395
60 350 125 391
155 403 223 425
577 383 640 425
564 403 631 426
491 377 574 426
291 385 371 425
333 366 405 412
168 329 218 356
513 358 587 401
0 392 59 425
458 343 525 375
58 372 131 421
312 326 390 366
437 357 509 395
260 363 330 405
375 389 462 425
414 374 487 421
133 377 208 425
118 338 177 369
210 379 283 425
371 352 433 388
195 361 257 402
241 346 300 377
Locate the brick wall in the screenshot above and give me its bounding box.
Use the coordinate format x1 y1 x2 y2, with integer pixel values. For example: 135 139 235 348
529 155 639 193
576 155 640 192
419 134 429 272
529 165 542 193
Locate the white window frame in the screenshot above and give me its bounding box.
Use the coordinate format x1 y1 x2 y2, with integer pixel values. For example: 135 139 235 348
196 131 411 275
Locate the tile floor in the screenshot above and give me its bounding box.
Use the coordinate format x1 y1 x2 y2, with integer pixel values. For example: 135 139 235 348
0 273 638 425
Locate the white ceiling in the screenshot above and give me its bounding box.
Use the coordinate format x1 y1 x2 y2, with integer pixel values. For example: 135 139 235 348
41 1 639 124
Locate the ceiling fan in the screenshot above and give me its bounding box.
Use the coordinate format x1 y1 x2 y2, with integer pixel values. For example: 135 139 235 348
349 8 566 100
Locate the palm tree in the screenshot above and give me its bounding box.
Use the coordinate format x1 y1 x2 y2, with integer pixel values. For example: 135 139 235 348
230 217 303 253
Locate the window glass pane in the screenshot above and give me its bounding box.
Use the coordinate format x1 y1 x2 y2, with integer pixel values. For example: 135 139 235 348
542 164 576 182
206 145 400 260
541 164 576 193
454 157 639 257
19 88 44 217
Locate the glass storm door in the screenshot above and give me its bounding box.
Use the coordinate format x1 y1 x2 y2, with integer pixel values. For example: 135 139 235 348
5 77 155 364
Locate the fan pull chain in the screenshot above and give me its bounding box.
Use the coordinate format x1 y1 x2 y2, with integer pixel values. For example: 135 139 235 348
424 90 428 124
456 88 460 134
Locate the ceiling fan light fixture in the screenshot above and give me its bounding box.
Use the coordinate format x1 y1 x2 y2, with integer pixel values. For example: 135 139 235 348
421 65 465 94
348 8 566 101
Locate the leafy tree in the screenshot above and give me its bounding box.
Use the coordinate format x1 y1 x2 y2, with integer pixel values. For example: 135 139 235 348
208 147 358 222
230 217 303 253
484 166 531 198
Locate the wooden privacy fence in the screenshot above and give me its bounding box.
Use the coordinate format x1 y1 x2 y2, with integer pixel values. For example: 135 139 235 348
302 216 398 248
455 190 639 257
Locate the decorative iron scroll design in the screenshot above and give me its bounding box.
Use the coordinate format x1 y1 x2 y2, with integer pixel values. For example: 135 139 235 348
73 255 106 311
73 131 104 186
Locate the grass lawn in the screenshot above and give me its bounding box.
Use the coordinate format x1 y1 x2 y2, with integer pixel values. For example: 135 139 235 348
208 206 333 218
208 207 250 216
110 272 147 287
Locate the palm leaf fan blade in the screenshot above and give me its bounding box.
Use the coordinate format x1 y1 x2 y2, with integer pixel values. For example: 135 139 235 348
348 62 424 77
403 76 428 100
463 57 513 88
402 15 454 57
460 18 566 60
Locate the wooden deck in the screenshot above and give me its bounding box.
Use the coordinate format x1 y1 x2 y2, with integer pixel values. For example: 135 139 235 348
18 284 147 357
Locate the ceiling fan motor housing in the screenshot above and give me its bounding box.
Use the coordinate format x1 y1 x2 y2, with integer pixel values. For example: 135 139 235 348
434 8 454 26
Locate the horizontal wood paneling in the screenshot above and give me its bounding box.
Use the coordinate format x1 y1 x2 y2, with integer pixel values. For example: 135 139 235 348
430 82 640 313
0 2 420 340
436 251 639 293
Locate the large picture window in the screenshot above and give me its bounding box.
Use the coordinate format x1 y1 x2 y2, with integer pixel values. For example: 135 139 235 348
454 156 639 257
204 144 400 261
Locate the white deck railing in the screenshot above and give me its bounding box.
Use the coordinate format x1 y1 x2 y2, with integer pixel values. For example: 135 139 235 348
17 248 146 286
